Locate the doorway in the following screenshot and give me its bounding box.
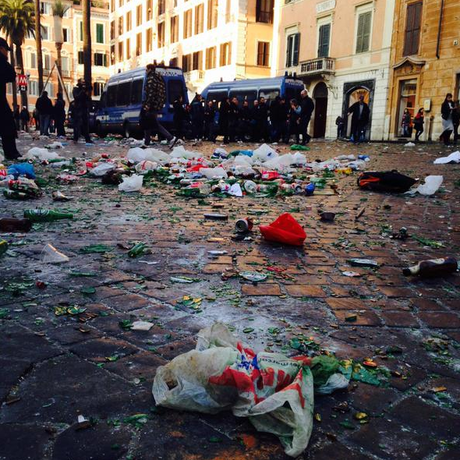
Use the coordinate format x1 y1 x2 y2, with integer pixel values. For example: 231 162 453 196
313 82 328 138
346 88 370 137
397 79 417 137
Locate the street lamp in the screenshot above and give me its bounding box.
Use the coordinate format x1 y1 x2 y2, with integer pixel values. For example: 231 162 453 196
52 1 68 94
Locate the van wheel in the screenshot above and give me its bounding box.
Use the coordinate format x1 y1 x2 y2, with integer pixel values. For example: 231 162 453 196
124 122 132 138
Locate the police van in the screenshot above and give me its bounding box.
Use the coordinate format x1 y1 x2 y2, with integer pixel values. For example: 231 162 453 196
200 75 305 107
95 65 188 137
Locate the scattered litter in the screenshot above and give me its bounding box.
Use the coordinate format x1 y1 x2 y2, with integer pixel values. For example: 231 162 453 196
406 175 443 196
433 150 460 164
41 244 69 263
404 142 415 147
118 174 143 192
240 271 268 282
347 258 379 268
131 321 154 331
260 213 306 246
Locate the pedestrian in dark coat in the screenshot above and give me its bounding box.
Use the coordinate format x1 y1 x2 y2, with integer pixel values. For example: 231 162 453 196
53 93 66 137
347 95 370 143
452 101 460 145
256 97 270 142
72 78 92 143
36 91 53 136
289 99 302 144
203 100 216 141
238 100 251 141
440 93 454 146
219 97 230 144
20 106 30 132
227 97 239 142
190 94 205 141
0 37 21 159
413 108 424 142
173 95 186 139
299 89 314 144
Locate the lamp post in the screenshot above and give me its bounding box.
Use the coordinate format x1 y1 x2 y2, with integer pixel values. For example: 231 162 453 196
53 4 64 94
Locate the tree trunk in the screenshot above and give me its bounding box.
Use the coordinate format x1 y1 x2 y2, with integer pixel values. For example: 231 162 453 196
14 43 27 108
82 0 92 92
34 0 44 93
9 39 18 110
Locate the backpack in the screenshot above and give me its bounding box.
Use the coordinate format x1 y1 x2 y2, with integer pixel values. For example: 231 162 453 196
145 70 166 112
357 170 416 193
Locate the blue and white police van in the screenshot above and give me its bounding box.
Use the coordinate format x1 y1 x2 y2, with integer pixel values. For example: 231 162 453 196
95 65 188 137
200 75 305 107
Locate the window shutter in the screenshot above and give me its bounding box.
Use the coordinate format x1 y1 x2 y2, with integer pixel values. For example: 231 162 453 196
293 33 300 66
404 2 422 56
318 24 330 57
362 12 371 52
286 35 292 67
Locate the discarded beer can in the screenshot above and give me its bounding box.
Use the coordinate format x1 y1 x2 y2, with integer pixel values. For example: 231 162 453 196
235 218 254 233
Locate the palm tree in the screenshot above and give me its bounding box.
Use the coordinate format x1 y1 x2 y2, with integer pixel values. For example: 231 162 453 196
34 0 43 94
82 0 91 90
52 0 69 94
0 0 35 108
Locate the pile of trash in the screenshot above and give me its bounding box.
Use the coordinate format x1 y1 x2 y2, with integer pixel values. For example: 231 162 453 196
153 323 390 458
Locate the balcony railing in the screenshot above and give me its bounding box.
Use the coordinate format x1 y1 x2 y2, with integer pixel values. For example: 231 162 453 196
300 57 335 76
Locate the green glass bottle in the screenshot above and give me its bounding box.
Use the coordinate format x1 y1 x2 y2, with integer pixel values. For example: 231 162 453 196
3 190 29 200
128 242 146 258
23 209 74 222
0 240 8 256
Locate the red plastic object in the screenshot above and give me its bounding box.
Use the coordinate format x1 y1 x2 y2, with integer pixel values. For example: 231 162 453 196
261 171 280 181
259 213 306 246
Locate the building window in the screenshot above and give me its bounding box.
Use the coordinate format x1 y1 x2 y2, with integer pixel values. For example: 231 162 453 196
110 44 115 64
207 0 218 30
205 46 216 69
30 51 37 69
225 0 231 22
318 23 331 58
94 52 108 67
171 16 179 43
184 9 192 39
257 41 270 66
110 21 115 40
118 41 123 60
63 28 69 42
192 51 202 70
126 11 132 32
146 28 153 52
286 33 300 67
355 11 372 54
96 24 104 44
220 42 231 66
93 82 104 97
40 2 51 15
137 5 142 27
44 54 51 71
29 80 39 97
182 54 191 72
136 33 142 56
118 17 123 35
158 0 165 16
147 0 153 20
126 38 130 56
111 0 114 10
78 51 84 65
61 56 70 74
119 0 123 6
256 0 273 24
404 1 422 56
195 4 204 35
42 26 50 41
158 22 165 48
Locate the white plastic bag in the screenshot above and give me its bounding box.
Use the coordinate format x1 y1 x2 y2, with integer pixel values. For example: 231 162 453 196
90 162 116 176
433 151 460 164
24 147 61 161
118 174 143 192
135 160 158 173
199 167 228 179
153 323 314 458
407 175 443 196
228 183 243 197
127 147 153 163
252 143 278 162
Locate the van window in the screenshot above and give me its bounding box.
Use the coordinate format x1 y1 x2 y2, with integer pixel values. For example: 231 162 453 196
207 90 228 103
168 79 184 105
116 81 131 106
100 91 107 108
285 86 302 103
107 85 117 107
131 79 143 104
259 88 279 103
229 89 257 107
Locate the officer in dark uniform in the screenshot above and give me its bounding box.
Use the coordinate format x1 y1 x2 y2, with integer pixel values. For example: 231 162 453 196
0 37 21 159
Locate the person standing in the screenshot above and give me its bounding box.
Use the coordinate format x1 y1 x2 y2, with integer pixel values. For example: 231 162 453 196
203 100 216 141
172 95 186 140
227 96 239 143
0 37 21 159
250 99 259 141
256 97 270 143
32 108 39 131
299 89 314 144
335 115 345 139
289 99 301 144
219 97 230 144
413 108 424 142
53 92 66 137
20 106 30 132
190 93 205 141
238 100 251 141
451 100 459 145
35 91 53 136
401 108 411 137
140 65 177 148
72 79 92 143
440 93 454 146
347 95 370 143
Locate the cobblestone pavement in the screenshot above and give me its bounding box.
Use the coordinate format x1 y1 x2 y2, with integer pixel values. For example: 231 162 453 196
1 133 460 460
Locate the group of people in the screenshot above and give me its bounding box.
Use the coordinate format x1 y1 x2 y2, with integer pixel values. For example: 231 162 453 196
170 89 316 145
33 91 66 137
401 93 459 145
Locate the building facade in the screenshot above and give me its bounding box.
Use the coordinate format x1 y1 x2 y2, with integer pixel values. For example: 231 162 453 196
272 0 395 140
387 0 460 140
6 1 110 111
109 0 275 94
